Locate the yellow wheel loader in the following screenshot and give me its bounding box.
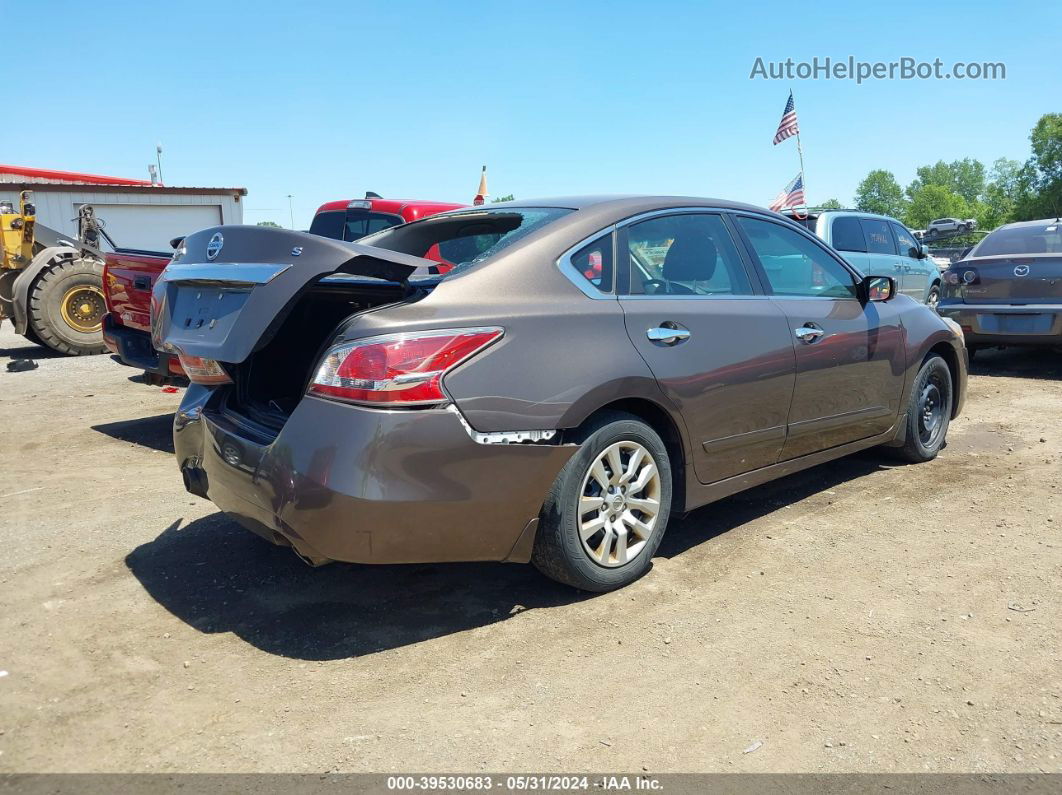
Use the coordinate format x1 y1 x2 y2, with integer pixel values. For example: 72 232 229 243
0 191 107 355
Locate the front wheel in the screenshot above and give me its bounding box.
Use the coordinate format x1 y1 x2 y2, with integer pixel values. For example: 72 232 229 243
890 354 953 463
28 257 107 356
532 412 672 591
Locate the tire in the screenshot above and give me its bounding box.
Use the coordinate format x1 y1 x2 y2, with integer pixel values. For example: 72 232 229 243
532 411 672 592
926 284 941 310
21 327 45 347
27 257 107 356
890 354 953 463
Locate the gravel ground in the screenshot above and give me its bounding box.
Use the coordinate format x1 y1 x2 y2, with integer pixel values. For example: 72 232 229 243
1 323 1060 773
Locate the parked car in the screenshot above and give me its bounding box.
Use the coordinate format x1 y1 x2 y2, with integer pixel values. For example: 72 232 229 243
938 217 1062 354
159 196 967 591
102 196 464 382
925 217 977 237
787 209 942 308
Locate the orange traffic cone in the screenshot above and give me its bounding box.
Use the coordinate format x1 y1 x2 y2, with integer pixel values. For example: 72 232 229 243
473 166 488 206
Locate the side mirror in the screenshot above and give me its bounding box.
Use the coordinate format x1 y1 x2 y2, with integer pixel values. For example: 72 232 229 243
860 275 897 303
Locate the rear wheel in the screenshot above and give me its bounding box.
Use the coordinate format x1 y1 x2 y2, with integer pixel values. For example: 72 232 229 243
890 354 953 463
926 284 941 310
532 412 672 591
28 258 107 356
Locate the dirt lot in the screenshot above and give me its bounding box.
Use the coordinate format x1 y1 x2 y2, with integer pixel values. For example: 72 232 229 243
1 323 1060 773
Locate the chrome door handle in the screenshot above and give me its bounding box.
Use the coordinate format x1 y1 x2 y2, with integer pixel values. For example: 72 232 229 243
794 326 825 342
647 327 691 344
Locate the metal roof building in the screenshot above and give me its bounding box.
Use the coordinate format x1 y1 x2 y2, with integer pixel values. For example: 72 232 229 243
0 165 247 251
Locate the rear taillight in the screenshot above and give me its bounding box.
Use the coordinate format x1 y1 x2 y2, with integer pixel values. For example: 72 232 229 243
177 353 233 385
944 268 979 285
308 327 503 406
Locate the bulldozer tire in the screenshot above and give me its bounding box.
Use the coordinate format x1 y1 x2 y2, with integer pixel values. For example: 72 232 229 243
28 257 107 356
21 327 45 347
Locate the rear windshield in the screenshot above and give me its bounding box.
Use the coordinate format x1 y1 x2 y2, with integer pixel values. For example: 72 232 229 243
309 210 404 242
360 207 574 277
974 222 1062 256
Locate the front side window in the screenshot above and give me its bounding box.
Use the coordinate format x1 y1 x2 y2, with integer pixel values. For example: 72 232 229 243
831 217 867 252
737 216 856 298
860 219 895 255
891 223 919 257
627 214 752 296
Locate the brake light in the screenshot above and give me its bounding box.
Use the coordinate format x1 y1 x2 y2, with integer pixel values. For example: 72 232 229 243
177 353 233 385
945 268 979 285
309 327 503 406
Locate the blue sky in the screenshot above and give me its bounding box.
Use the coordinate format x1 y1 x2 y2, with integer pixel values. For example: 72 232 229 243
12 0 1061 227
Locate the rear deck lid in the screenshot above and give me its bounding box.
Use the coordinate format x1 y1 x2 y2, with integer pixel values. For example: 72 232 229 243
958 255 1062 303
152 225 436 363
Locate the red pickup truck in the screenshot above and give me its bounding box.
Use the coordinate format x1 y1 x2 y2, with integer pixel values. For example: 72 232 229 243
102 196 465 382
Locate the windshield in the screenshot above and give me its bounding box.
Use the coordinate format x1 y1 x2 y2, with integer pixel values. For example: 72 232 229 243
973 221 1062 257
359 207 574 277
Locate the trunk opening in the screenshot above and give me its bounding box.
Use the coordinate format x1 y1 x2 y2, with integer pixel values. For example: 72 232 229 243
222 281 416 432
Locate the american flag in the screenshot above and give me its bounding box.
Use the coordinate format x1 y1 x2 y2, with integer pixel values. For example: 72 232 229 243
772 91 800 145
768 174 805 212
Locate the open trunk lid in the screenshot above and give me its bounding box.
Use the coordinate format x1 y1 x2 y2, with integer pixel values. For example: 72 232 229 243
151 225 435 363
958 255 1062 303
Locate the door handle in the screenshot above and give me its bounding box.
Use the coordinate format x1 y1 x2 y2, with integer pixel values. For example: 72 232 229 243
794 325 825 343
647 327 691 345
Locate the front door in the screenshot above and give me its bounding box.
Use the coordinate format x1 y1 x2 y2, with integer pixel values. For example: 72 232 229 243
733 215 907 460
618 212 796 484
891 221 931 302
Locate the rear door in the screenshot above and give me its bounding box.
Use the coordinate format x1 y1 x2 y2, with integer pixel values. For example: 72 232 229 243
617 211 796 484
733 214 906 460
825 215 873 274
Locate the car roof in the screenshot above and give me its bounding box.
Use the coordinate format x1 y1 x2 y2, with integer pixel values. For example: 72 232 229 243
990 217 1062 230
314 198 466 215
791 209 902 222
487 195 773 214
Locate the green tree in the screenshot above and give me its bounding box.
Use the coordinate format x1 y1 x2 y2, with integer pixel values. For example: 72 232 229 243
491 194 515 203
854 170 906 218
904 184 971 231
907 158 986 204
979 157 1024 229
1015 113 1062 220
817 198 843 210
256 220 281 227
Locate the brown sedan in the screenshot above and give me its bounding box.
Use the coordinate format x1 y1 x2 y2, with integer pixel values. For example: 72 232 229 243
157 196 967 591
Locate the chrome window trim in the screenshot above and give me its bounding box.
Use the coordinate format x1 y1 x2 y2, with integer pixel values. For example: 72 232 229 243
556 227 619 300
161 262 294 285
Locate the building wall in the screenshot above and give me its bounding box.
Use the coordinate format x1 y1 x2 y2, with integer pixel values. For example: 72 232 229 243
0 188 244 251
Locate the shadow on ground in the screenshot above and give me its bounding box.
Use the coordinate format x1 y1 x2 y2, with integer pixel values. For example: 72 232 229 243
970 346 1062 381
0 341 65 361
126 451 888 661
92 413 175 454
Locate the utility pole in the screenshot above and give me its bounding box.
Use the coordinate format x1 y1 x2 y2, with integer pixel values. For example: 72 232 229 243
286 195 295 229
155 143 164 185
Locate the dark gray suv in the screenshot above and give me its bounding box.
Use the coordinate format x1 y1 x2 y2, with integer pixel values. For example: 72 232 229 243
156 197 967 591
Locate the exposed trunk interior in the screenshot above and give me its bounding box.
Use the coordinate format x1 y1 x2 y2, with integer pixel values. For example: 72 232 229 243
222 281 416 433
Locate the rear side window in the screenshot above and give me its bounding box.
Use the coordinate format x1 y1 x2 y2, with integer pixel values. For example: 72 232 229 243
831 217 867 252
974 223 1062 256
570 233 614 293
342 211 403 241
859 219 895 255
308 210 344 239
737 216 856 298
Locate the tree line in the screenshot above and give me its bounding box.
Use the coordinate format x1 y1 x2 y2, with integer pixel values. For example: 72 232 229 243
817 113 1062 242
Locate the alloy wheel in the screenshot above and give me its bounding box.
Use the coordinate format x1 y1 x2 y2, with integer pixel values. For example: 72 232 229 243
577 441 661 567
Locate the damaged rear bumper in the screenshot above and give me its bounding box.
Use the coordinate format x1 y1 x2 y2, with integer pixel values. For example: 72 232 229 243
173 387 576 565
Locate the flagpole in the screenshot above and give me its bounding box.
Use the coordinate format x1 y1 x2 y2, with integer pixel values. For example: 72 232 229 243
792 87 806 206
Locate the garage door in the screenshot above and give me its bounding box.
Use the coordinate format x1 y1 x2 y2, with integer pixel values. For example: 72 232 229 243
86 203 223 251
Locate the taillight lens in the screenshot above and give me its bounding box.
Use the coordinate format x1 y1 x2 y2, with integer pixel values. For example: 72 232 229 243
945 268 979 285
308 327 503 406
177 353 233 385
